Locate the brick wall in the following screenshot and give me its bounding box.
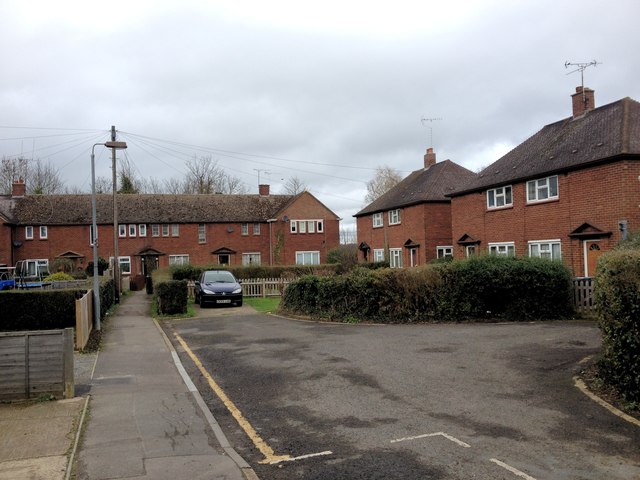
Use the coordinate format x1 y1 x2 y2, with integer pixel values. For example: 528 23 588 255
451 160 640 276
356 201 453 266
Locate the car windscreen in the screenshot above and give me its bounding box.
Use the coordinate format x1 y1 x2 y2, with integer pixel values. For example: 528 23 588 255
203 271 236 283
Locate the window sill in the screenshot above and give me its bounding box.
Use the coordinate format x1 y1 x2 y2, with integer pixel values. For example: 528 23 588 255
526 197 559 206
486 205 513 212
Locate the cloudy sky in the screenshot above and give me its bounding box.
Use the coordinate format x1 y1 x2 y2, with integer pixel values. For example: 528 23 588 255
1 0 639 230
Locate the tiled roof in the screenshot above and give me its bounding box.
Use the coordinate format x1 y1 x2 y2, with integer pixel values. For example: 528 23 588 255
354 160 476 217
0 193 296 225
451 96 640 196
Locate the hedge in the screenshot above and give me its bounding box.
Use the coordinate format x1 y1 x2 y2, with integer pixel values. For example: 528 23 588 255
280 255 574 323
155 280 188 315
594 249 640 403
169 264 339 281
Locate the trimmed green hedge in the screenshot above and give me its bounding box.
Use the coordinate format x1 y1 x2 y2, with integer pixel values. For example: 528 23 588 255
595 249 640 403
169 264 339 281
0 290 84 330
155 280 188 315
280 256 574 323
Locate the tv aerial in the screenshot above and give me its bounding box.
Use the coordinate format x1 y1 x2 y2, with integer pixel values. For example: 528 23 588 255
565 60 601 89
420 117 442 148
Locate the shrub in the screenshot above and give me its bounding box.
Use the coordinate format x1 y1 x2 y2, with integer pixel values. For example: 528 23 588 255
594 249 640 403
169 264 339 281
44 272 75 282
155 280 188 315
280 255 574 323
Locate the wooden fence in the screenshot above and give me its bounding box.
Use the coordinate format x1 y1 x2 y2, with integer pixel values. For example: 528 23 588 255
0 328 74 401
75 289 93 350
187 278 292 298
574 277 595 313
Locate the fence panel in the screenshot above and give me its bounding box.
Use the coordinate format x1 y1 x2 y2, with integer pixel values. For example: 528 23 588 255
75 289 93 350
574 277 595 313
241 278 291 298
0 329 74 400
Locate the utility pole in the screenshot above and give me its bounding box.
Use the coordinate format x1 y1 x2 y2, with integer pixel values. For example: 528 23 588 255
111 125 120 304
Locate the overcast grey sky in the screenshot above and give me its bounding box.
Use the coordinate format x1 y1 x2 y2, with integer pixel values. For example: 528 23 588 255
1 0 639 230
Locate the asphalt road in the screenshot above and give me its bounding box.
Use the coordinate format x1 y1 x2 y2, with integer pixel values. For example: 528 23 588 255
164 309 640 480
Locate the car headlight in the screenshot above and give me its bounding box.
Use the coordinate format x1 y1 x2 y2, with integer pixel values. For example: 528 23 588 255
232 287 242 294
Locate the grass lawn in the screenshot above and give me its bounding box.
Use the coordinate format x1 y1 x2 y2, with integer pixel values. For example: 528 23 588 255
244 297 280 313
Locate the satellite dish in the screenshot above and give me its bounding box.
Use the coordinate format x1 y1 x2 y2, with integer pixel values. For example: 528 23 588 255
227 226 234 233
283 215 289 222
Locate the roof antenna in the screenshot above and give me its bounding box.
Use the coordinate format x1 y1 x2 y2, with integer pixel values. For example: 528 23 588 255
565 60 601 106
420 117 442 148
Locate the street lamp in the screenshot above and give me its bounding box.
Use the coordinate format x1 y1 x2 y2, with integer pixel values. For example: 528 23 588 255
91 141 127 330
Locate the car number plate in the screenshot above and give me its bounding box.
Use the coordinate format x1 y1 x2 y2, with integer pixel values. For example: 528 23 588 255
217 299 232 304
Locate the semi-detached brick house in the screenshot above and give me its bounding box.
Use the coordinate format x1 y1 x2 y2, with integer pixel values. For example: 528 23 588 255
354 149 476 267
0 183 340 278
449 87 640 277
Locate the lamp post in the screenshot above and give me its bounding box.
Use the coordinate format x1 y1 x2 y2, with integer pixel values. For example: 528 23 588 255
91 141 127 330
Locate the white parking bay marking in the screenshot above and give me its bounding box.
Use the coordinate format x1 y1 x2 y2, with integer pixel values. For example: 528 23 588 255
489 458 537 480
269 450 333 465
390 431 471 448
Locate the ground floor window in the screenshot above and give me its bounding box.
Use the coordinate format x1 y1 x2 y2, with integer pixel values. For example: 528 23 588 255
488 242 515 257
242 253 261 265
373 249 385 262
528 240 561 260
437 246 453 259
169 254 190 266
23 259 49 278
465 245 477 257
389 248 403 268
118 256 132 274
296 251 320 265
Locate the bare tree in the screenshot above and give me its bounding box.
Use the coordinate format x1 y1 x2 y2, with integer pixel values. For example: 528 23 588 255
364 166 402 204
282 176 307 195
163 177 185 194
94 176 112 194
0 156 65 194
117 157 142 194
183 155 246 194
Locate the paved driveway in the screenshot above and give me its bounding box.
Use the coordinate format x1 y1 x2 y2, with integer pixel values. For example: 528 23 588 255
165 312 640 480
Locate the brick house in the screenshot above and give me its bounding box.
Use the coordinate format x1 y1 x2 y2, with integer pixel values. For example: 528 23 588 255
354 149 476 267
449 87 640 277
0 183 341 278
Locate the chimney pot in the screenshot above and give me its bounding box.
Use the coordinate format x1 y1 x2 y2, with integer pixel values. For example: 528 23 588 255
12 178 26 197
571 86 595 117
424 147 436 169
259 184 270 196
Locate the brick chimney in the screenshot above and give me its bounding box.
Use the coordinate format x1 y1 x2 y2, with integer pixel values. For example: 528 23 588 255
12 178 26 197
424 148 436 169
258 184 270 196
571 86 595 117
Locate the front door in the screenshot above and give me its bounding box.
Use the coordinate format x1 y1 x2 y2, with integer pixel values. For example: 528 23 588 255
409 247 418 267
584 240 603 277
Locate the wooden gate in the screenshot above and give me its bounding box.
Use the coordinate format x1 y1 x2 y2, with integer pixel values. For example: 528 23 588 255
574 277 595 313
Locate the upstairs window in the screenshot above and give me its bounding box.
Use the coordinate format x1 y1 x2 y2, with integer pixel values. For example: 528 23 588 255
151 224 160 237
39 226 48 239
25 226 34 240
198 224 206 243
527 175 558 203
138 224 147 237
372 213 383 228
388 209 401 225
487 185 512 209
162 224 170 237
171 224 180 237
129 224 136 237
253 223 261 235
118 224 127 238
241 223 249 235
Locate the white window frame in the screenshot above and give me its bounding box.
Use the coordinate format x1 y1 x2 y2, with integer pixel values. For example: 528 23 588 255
299 221 307 233
437 246 453 259
171 224 180 237
168 254 190 266
488 242 515 257
307 221 315 233
295 251 320 265
528 239 562 261
118 224 126 238
373 249 385 262
138 224 147 237
466 245 477 257
38 225 48 239
152 224 160 237
162 224 170 237
527 175 559 203
487 185 513 209
242 252 262 265
129 224 136 237
317 220 324 233
24 259 48 277
388 209 401 225
118 256 132 275
389 248 403 268
198 224 206 243
25 225 34 240
241 223 249 236
372 213 383 228
290 221 297 233
253 223 261 235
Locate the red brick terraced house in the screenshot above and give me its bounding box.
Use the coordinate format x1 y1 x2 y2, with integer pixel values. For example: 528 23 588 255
354 149 476 267
449 87 640 278
0 183 341 278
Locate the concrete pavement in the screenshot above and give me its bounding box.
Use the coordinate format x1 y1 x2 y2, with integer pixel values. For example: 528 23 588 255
75 289 253 480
